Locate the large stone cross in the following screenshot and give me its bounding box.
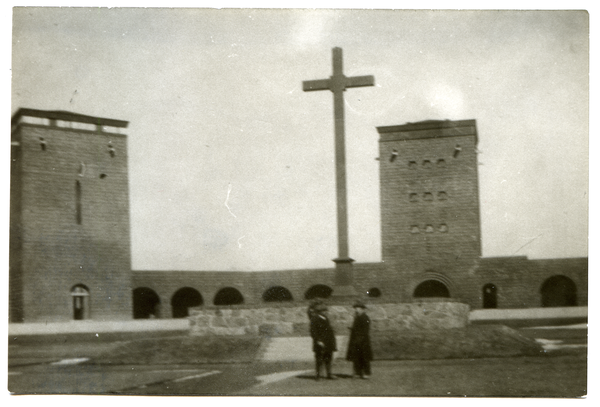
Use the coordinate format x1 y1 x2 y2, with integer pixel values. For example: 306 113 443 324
303 47 375 297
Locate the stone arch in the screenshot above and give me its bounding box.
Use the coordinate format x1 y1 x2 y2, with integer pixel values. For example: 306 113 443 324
540 275 577 307
133 287 161 319
171 287 203 318
213 287 244 306
262 286 294 302
304 284 333 300
413 280 450 298
71 284 90 320
482 283 498 309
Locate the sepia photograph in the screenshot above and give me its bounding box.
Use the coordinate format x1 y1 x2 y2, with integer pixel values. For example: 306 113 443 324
7 3 591 398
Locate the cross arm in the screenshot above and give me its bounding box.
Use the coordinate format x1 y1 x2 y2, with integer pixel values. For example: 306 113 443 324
345 75 375 89
303 78 331 92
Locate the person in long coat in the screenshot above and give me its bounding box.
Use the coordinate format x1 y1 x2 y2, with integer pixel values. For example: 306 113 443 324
310 303 337 380
346 301 373 379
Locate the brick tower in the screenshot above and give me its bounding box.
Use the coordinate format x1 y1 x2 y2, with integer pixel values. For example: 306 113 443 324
376 120 481 301
10 108 133 322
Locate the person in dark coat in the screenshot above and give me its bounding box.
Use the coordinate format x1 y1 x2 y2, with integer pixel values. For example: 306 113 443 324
346 301 373 379
309 303 337 380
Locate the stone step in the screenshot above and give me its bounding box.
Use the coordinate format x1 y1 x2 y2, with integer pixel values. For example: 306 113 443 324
261 335 349 361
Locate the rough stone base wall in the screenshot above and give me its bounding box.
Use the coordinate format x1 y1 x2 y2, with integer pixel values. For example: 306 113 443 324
188 302 470 336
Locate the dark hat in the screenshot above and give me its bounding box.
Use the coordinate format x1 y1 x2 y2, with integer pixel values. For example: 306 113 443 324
353 301 367 309
309 299 323 309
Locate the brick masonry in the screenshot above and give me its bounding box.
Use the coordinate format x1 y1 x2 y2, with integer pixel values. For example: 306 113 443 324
10 111 133 322
10 111 588 323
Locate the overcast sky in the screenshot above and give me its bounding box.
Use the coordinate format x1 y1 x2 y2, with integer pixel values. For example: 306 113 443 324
10 7 589 271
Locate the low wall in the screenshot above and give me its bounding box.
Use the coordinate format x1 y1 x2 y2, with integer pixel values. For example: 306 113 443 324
188 302 470 336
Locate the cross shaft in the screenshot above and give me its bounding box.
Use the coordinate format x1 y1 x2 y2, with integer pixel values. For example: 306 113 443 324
303 47 375 290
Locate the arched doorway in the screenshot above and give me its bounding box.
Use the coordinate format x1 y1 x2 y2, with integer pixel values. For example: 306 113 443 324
413 280 450 298
71 284 90 320
133 287 161 319
263 286 294 302
171 287 203 318
541 275 577 307
304 284 333 300
213 287 244 305
482 283 497 309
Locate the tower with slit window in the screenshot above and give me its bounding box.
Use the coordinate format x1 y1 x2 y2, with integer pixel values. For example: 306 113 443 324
376 119 482 301
10 108 133 322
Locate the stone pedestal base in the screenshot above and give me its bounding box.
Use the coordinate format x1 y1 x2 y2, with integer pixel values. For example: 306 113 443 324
331 257 358 303
330 285 359 304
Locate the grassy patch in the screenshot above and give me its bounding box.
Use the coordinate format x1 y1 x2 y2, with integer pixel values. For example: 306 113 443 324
372 325 544 360
89 325 547 365
92 335 264 365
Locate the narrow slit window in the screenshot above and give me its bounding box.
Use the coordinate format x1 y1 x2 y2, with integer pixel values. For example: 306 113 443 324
76 180 82 224
454 144 462 158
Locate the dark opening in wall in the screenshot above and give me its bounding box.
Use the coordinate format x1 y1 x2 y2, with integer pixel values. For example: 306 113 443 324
133 287 161 319
304 284 333 300
71 284 89 320
367 287 381 298
214 287 244 305
171 287 203 318
453 144 462 158
413 280 450 298
263 286 294 302
540 275 577 307
482 283 497 308
75 180 82 224
100 173 107 179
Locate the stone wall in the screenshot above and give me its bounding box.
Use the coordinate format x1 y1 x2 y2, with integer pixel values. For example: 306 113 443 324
188 302 470 336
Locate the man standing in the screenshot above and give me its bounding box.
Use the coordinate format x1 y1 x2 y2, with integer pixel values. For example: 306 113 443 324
310 303 337 380
346 301 373 379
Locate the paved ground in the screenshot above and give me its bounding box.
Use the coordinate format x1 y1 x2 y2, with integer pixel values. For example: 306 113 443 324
7 353 587 397
262 335 349 361
238 354 587 397
7 324 587 397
